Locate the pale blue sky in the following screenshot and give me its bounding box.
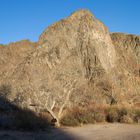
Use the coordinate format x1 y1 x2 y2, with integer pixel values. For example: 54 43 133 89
0 0 139 44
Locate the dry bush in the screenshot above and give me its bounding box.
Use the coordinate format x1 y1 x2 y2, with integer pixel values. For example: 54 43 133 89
94 112 105 122
120 115 133 124
60 105 106 126
60 104 140 126
106 107 119 122
60 107 82 126
134 109 140 123
106 106 132 123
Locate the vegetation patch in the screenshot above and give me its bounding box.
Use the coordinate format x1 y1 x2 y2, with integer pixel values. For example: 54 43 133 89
60 105 106 126
60 105 140 126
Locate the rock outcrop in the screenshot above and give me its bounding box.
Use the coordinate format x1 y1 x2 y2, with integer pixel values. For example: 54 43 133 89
0 9 140 124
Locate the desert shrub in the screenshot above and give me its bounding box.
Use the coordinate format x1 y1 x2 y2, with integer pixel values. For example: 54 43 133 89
120 115 133 124
118 108 136 124
94 112 106 122
60 106 106 126
61 116 80 126
61 105 140 126
60 107 96 126
60 107 80 126
79 111 95 124
106 107 119 122
117 107 130 122
106 106 133 123
118 107 128 116
117 107 140 124
134 109 140 123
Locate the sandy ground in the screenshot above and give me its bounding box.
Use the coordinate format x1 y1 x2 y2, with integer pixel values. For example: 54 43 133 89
0 124 140 140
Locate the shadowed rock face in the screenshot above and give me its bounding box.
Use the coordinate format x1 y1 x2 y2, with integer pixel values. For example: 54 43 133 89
0 9 140 123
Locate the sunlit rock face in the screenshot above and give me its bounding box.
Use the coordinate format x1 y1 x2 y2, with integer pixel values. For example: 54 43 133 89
0 10 140 121
110 33 140 105
38 9 118 108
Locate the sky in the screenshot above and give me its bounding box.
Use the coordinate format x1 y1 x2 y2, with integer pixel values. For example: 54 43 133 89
0 0 140 44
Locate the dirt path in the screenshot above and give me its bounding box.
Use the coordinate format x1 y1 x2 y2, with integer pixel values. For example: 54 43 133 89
0 124 140 140
63 123 140 140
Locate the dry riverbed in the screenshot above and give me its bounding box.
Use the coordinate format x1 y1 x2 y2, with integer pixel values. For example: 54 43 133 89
0 124 140 140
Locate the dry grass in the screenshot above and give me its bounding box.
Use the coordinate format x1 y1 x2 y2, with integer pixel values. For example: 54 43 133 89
60 105 106 126
60 104 140 126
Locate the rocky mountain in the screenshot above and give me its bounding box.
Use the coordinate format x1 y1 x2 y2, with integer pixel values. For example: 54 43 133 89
0 9 140 125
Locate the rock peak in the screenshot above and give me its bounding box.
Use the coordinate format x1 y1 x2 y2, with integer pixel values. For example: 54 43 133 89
1 9 140 127
69 9 94 20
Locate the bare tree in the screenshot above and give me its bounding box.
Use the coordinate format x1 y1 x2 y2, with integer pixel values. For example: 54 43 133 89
34 79 77 126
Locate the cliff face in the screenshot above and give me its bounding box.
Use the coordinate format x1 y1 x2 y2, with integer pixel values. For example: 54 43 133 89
113 33 140 82
0 10 140 122
111 33 140 66
110 33 140 105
